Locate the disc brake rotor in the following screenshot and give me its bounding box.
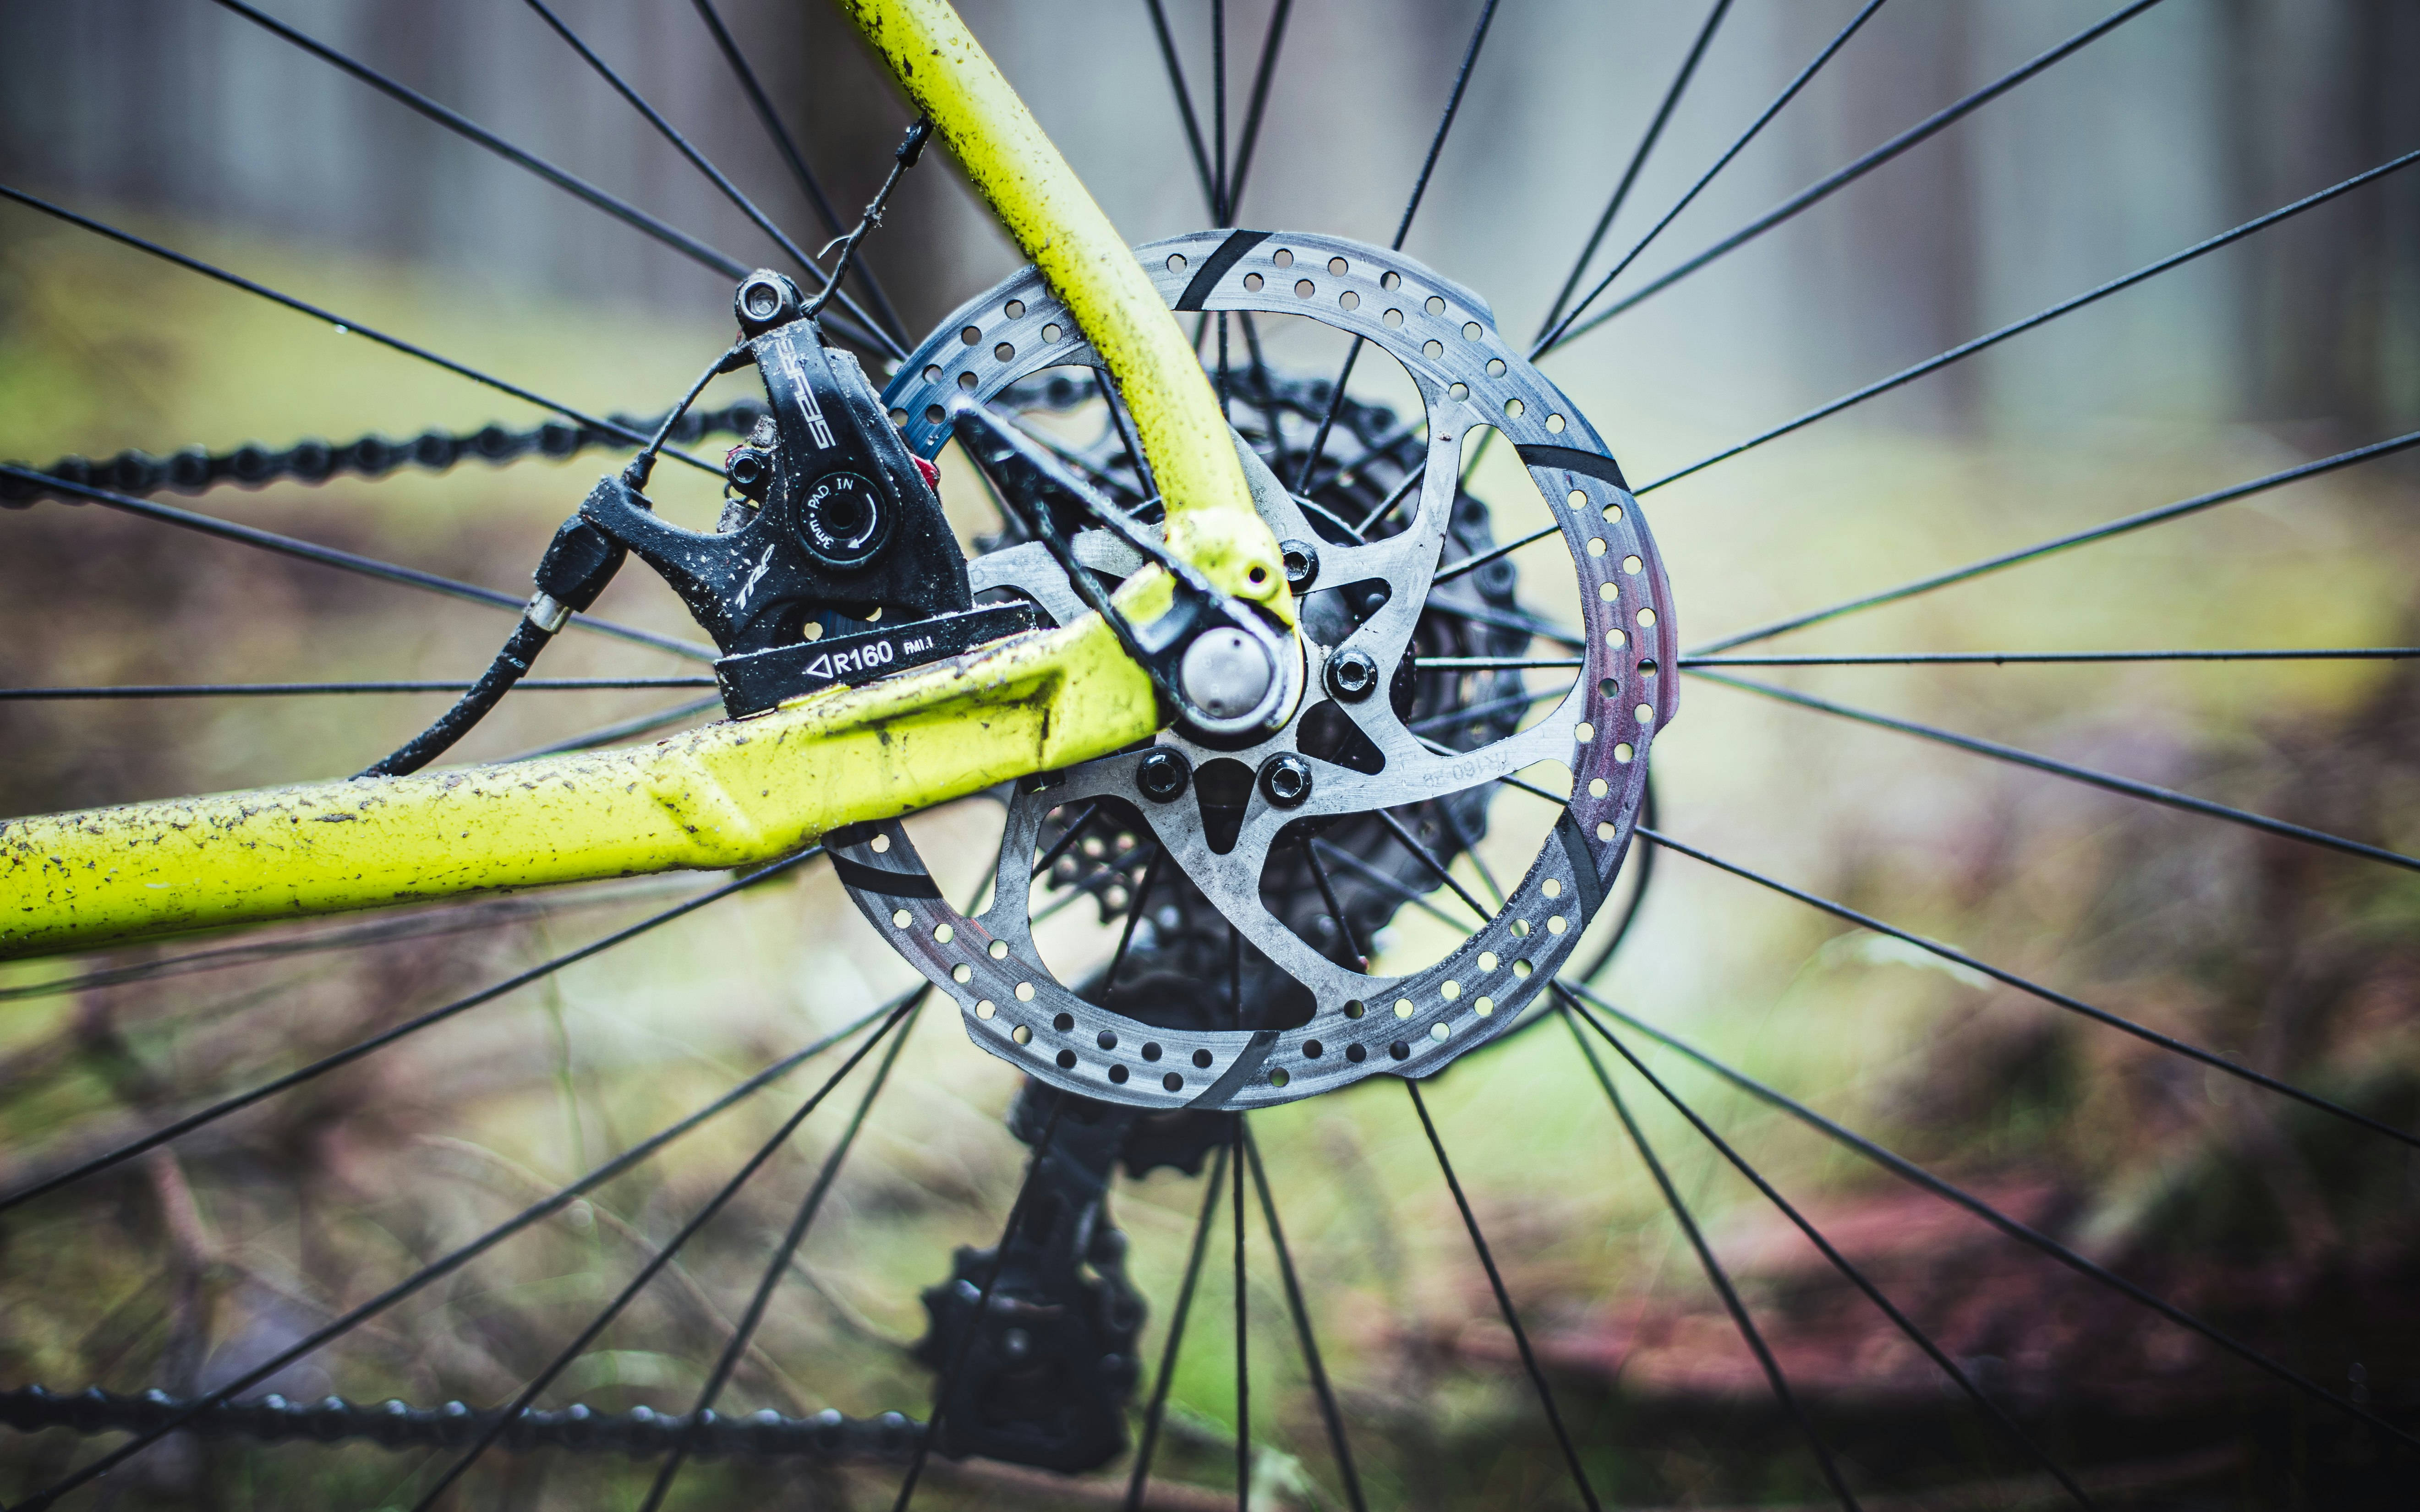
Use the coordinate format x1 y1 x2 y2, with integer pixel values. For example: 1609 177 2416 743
836 230 1675 1110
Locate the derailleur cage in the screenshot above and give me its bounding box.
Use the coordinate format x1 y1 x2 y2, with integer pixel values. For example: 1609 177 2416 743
913 1084 1149 1473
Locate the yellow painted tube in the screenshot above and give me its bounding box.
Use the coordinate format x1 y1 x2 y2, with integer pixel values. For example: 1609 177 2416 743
0 0 1294 960
0 613 1155 959
838 0 1292 623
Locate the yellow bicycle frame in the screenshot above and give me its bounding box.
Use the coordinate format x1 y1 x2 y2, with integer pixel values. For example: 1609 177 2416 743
0 0 1287 960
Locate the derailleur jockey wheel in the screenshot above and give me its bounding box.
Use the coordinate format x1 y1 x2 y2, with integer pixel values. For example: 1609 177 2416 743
838 229 1676 1110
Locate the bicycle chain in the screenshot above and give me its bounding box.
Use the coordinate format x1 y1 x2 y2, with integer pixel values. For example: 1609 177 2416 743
0 1383 920 1463
0 367 1409 515
0 401 772 510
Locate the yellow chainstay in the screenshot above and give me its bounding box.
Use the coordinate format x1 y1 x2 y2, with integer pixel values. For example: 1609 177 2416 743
0 0 1282 959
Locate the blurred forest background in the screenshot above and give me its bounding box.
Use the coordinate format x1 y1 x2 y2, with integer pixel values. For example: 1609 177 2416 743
3 0 2418 1507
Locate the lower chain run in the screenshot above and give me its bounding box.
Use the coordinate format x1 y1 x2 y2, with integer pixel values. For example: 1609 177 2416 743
0 1384 920 1463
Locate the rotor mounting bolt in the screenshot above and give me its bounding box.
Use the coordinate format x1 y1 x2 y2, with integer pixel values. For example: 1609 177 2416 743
1259 752 1314 808
1136 748 1193 803
1278 538 1320 592
1178 627 1276 721
1326 647 1380 703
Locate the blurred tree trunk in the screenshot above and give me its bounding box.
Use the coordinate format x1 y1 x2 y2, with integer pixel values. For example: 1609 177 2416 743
2220 0 2420 440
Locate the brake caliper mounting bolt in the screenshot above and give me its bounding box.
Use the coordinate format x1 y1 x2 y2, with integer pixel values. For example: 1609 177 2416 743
1136 748 1193 803
1326 648 1380 703
1259 752 1314 808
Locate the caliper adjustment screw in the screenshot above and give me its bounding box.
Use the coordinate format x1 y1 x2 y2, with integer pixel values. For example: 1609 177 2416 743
1259 752 1314 808
1326 647 1380 703
733 269 803 335
1136 748 1193 803
1278 538 1320 592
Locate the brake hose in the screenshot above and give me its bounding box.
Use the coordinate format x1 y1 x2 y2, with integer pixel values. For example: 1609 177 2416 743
354 512 625 778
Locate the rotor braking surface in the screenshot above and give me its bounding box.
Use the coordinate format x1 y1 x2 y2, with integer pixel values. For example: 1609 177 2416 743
837 229 1679 1112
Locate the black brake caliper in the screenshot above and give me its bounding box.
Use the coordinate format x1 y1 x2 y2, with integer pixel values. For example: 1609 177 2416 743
580 271 1034 717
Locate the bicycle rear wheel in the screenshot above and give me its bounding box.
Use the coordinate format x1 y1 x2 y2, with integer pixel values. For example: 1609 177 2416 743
4 3 2418 1509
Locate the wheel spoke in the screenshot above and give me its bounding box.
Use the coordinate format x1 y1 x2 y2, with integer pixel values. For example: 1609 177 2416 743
1432 522 1555 585
1095 369 1160 503
1234 311 1287 463
1031 802 1105 879
1683 648 2420 667
635 994 927 1511
1231 1115 1251 1511
1300 834 1369 971
1414 655 1582 672
1405 1082 1603 1511
1032 842 1163 928
1560 1013 1860 1512
409 995 920 1509
1374 809 1489 921
0 848 823 1218
1295 0 1504 492
506 695 727 759
1297 409 1424 504
1556 988 2098 1511
1144 0 1218 218
0 677 717 701
1405 681 1574 738
1225 0 1296 221
1241 1123 1369 1512
689 0 911 344
1212 0 1230 223
2 467 717 666
1411 734 1662 991
1544 0 2173 355
1636 826 2420 1151
1430 797 1506 907
211 3 706 278
1534 0 1889 356
520 0 901 360
1572 772 1657 983
1228 918 1246 1023
1409 751 1659 1046
1534 0 1736 344
13 993 898 1511
1690 671 2420 874
1309 837 1466 932
1560 981 2420 1452
1125 1143 1231 1512
0 879 706 1004
0 187 727 479
1688 428 2420 654
892 1092 1070 1512
1636 147 2420 495
1101 847 1169 1000
1347 452 1429 535
1421 599 1587 648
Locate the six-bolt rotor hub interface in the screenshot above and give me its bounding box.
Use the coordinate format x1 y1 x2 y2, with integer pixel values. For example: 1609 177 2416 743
833 229 1677 1111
